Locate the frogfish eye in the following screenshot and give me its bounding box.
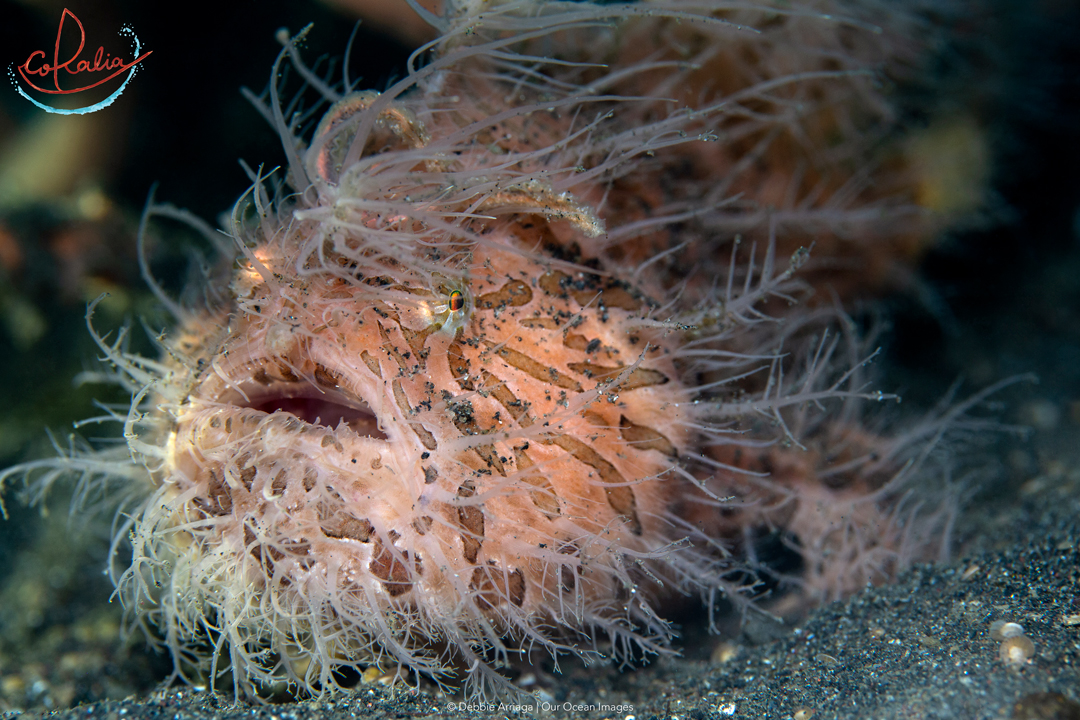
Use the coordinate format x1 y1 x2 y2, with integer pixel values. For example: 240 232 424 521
449 289 464 312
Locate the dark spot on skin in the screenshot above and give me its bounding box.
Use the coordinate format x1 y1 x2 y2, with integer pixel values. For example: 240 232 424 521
276 363 301 383
271 471 288 495
619 415 677 457
550 435 643 535
457 480 485 563
448 341 474 390
470 564 526 609
496 346 582 391
202 469 232 515
566 362 669 390
563 334 590 352
369 534 420 597
321 515 374 542
412 516 433 535
476 279 533 310
314 365 341 389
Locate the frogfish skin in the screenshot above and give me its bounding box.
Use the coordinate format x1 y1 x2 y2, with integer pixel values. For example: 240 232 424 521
2 0 992 699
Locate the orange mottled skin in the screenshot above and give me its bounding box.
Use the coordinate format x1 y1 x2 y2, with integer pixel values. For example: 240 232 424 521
167 216 691 632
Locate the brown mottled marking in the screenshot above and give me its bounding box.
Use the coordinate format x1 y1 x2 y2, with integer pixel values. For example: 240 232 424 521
275 362 301 383
322 514 374 542
519 316 559 330
563 333 590 352
566 362 669 390
446 400 505 475
538 270 570 298
495 346 583 392
480 369 532 426
321 434 336 448
205 469 232 514
619 415 677 457
476 279 533 310
514 447 560 518
314 365 341 389
244 525 274 570
470 564 526 609
361 350 382 378
400 324 436 363
448 341 474 390
475 446 505 475
239 466 257 489
394 379 438 449
369 534 420 597
423 466 438 484
456 480 485 563
377 322 408 370
551 435 642 535
538 270 641 310
582 410 609 427
412 516 433 535
596 285 640 310
392 379 412 417
414 423 438 451
252 368 273 386
271 471 288 495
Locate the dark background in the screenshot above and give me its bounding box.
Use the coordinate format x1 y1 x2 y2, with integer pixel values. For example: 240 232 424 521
0 0 418 218
0 0 1076 406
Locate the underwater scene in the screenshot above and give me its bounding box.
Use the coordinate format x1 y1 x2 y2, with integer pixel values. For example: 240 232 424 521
0 1 1078 718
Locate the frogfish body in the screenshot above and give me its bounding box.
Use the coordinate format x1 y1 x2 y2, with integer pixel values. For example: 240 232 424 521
4 0 980 699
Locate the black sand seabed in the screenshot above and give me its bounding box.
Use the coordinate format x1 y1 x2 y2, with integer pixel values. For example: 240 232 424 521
2 0 1080 718
4 457 1078 719
3 446 1077 720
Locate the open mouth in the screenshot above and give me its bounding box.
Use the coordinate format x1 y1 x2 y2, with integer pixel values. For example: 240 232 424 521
247 393 386 439
229 372 388 440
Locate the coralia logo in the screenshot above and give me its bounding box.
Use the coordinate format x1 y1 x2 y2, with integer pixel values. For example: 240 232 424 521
9 8 151 115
